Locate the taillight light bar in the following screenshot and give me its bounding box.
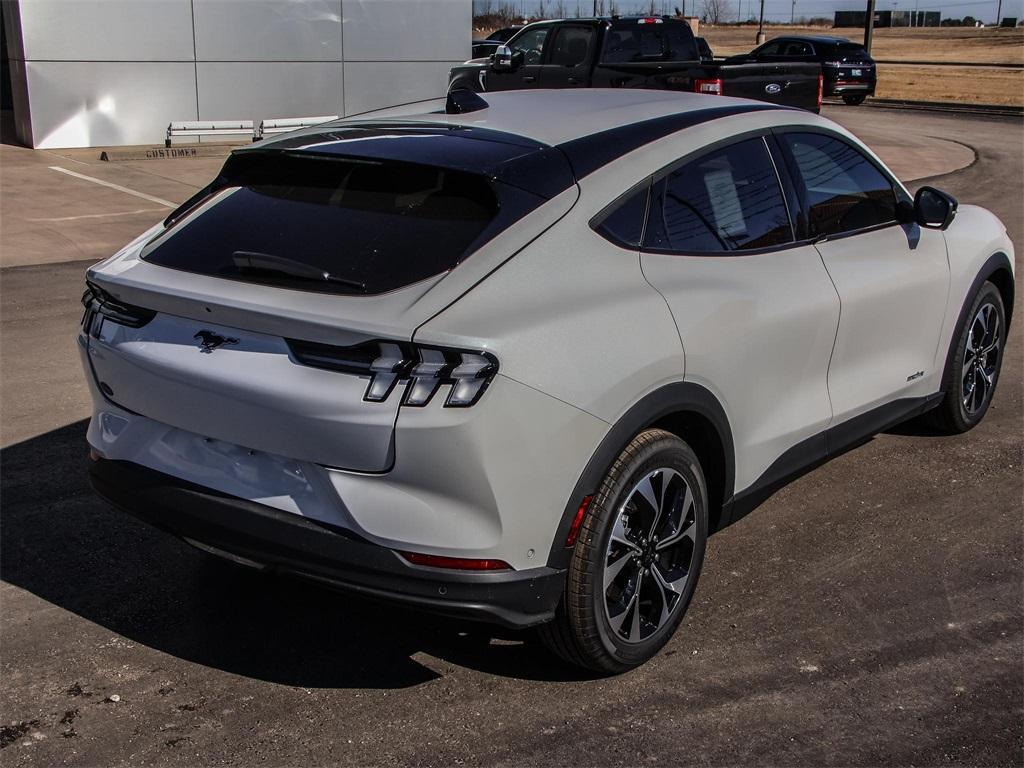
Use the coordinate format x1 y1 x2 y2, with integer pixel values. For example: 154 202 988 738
287 338 498 408
695 78 723 95
81 281 155 333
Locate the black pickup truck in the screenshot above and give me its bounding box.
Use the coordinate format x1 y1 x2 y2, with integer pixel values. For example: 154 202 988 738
449 17 822 112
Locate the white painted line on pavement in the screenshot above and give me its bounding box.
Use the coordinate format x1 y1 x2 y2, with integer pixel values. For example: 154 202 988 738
28 207 168 223
48 166 177 208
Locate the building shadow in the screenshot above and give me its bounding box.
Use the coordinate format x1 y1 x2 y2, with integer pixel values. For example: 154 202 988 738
1 420 597 689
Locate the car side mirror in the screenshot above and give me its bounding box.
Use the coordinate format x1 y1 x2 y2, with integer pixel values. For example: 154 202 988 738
491 45 513 71
914 186 958 230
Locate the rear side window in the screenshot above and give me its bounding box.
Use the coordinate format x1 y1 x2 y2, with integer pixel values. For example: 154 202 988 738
595 186 649 248
601 23 698 63
549 26 595 66
141 156 500 295
779 132 896 238
781 41 814 56
644 138 793 253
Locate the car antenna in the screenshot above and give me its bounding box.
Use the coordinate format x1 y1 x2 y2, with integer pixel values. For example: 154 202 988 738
446 89 489 115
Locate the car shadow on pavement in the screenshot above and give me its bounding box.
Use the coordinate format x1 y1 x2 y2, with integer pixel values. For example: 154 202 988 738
1 420 599 689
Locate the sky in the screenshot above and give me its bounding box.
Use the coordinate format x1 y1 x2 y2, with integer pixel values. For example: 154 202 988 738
474 0 1024 24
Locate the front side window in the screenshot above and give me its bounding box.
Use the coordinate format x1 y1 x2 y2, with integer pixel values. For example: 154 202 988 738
755 41 783 57
644 138 793 253
509 27 549 65
549 26 595 67
779 132 897 238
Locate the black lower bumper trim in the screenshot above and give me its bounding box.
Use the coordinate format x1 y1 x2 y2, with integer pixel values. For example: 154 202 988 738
89 458 565 628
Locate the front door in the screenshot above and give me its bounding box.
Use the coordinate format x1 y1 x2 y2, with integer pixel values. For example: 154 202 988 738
774 130 950 422
485 26 550 91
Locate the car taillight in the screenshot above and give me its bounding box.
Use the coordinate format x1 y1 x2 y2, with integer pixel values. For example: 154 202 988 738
287 338 498 408
695 78 723 95
637 16 664 23
817 73 823 109
81 281 155 332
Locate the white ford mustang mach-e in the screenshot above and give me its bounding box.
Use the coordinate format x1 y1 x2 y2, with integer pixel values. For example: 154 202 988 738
80 90 1013 672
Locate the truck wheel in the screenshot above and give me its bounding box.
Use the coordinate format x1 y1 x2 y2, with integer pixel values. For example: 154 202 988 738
539 429 708 673
842 94 867 106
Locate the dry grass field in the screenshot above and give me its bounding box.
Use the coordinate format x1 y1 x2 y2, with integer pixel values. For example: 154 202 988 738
872 63 1023 104
702 24 1024 63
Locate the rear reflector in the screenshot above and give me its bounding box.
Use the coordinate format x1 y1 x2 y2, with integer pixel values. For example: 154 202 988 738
398 551 512 571
565 495 593 547
817 74 824 109
695 78 723 95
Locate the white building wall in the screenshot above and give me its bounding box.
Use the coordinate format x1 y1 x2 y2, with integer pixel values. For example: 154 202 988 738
3 0 470 149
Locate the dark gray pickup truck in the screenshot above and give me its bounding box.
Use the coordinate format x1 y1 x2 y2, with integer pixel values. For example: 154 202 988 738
449 16 822 112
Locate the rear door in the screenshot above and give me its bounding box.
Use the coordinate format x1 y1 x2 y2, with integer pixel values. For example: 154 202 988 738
538 24 596 87
637 134 840 491
774 130 949 421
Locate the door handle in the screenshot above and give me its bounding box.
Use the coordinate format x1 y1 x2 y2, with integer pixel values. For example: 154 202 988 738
523 76 536 83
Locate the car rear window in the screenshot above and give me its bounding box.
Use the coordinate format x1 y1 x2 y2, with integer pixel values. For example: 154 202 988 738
833 42 870 59
601 23 698 63
141 155 501 296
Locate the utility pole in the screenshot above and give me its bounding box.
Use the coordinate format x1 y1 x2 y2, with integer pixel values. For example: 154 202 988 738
996 0 1003 24
791 0 796 24
757 0 766 43
863 0 875 53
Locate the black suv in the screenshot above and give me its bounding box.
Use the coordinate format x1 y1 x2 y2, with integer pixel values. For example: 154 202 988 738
726 35 876 105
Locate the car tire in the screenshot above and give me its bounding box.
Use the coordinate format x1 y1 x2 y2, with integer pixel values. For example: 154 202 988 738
924 280 1006 434
539 428 708 673
842 94 867 105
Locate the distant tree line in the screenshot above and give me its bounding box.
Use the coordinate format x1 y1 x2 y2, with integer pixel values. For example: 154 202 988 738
473 0 681 28
939 15 978 25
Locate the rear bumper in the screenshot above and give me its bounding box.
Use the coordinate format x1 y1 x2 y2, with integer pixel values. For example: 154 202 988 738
89 457 566 628
825 81 875 96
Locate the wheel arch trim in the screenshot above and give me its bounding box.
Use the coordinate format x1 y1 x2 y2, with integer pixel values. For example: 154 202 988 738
940 252 1014 392
546 381 736 570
